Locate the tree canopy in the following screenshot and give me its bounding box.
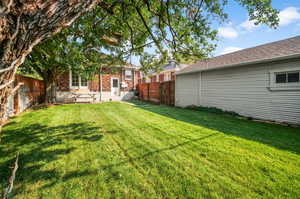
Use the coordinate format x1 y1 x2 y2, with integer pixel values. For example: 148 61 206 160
68 0 279 70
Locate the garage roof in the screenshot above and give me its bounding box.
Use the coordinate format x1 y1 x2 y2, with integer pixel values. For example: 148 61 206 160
177 36 300 75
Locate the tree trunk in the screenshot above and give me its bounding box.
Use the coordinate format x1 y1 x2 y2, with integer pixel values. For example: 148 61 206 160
43 77 54 104
0 0 100 130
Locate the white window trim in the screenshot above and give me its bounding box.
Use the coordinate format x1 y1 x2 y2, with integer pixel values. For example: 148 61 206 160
269 67 300 91
124 69 133 80
69 70 88 89
165 73 171 81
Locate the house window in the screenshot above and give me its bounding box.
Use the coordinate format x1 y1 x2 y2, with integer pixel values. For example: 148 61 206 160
70 70 88 88
288 72 299 83
125 69 132 80
71 72 79 87
81 77 88 86
270 69 300 91
275 71 300 83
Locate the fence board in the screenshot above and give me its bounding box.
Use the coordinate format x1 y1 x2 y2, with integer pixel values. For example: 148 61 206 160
137 81 175 106
5 75 44 120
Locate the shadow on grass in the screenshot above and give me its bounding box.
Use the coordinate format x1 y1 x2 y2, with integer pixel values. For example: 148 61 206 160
0 122 103 194
102 133 218 170
129 100 300 155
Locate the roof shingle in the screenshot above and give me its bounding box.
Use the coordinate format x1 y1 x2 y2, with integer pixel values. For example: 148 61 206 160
179 36 300 74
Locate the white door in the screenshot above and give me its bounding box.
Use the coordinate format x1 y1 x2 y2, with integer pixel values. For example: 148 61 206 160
111 78 120 96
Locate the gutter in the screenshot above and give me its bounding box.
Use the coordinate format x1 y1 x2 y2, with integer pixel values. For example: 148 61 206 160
176 53 300 76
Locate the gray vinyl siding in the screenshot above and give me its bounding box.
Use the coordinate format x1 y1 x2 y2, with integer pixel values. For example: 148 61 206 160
175 73 200 107
176 59 300 124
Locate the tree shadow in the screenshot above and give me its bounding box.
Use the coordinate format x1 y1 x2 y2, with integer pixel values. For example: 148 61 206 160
102 133 218 170
129 100 300 155
0 122 103 194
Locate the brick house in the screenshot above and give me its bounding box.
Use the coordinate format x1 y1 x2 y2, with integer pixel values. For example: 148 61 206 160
56 65 140 102
146 60 188 83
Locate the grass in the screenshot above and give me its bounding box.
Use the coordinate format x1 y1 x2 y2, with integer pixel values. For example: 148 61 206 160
1 101 300 199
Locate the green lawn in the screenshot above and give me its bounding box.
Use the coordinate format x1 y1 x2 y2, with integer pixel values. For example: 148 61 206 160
1 101 300 199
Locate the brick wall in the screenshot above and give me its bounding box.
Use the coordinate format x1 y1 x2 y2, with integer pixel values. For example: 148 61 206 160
56 68 138 92
171 72 176 81
89 74 100 92
57 72 69 91
102 73 121 91
159 74 164 82
150 76 157 82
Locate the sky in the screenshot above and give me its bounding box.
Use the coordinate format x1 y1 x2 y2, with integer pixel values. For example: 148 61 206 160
214 0 300 56
131 0 300 66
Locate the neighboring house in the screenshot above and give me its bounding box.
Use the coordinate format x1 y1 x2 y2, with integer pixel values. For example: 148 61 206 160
56 65 140 102
175 36 300 125
145 60 187 83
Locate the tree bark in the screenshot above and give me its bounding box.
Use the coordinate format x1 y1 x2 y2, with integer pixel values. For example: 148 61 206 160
0 0 100 129
43 76 53 104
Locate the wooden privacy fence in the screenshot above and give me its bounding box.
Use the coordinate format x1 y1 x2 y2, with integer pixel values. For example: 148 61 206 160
5 75 44 120
137 80 175 106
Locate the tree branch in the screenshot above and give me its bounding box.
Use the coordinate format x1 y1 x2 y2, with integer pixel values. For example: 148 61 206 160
134 4 163 54
2 153 19 199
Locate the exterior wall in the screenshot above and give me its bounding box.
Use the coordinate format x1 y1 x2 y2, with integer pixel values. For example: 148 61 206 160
159 74 164 82
57 72 69 91
56 91 135 102
56 67 138 102
175 59 300 124
175 73 200 107
89 74 100 92
171 72 176 81
150 75 157 82
101 73 121 92
147 71 177 83
5 75 44 120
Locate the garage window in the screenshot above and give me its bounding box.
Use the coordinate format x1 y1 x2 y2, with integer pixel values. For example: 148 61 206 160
288 72 299 83
270 69 300 91
275 71 300 83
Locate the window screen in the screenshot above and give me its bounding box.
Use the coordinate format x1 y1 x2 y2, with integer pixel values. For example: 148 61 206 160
275 73 287 83
275 71 300 84
287 72 299 83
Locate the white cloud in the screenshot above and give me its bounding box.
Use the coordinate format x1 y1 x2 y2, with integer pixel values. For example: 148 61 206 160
218 27 239 39
240 19 259 31
220 47 243 55
279 7 300 26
